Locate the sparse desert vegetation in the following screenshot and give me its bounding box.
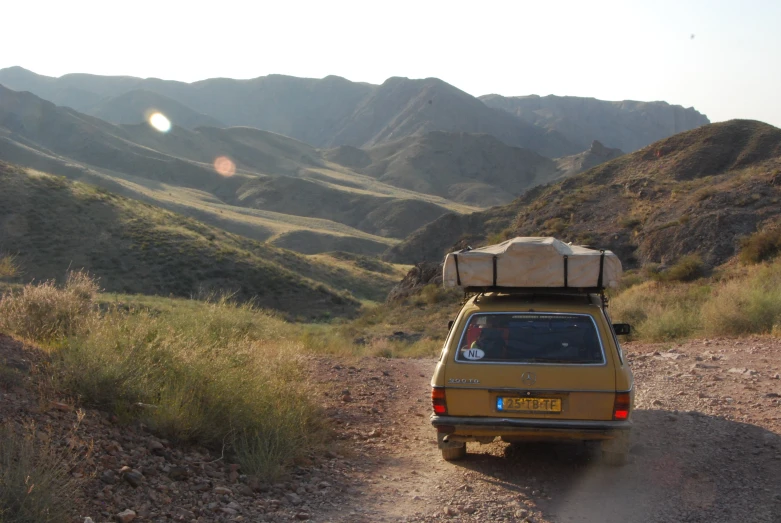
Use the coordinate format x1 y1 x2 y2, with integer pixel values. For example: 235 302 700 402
0 278 333 510
0 423 86 523
610 256 781 341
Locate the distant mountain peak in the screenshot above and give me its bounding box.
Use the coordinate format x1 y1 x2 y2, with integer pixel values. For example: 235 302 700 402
588 140 619 157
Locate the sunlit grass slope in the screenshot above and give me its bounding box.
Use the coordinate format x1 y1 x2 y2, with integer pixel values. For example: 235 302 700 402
0 162 403 317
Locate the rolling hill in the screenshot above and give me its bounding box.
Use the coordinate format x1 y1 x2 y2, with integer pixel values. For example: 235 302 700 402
385 120 781 269
0 161 411 315
0 84 470 253
0 67 708 157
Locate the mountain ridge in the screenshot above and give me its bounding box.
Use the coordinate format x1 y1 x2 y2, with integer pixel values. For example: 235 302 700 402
0 67 708 157
480 93 710 152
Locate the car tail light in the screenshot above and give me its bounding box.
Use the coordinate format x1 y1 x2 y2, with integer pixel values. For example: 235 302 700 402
613 391 631 420
431 387 447 415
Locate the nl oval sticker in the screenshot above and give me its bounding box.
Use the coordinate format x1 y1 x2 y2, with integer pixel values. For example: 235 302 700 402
462 348 485 360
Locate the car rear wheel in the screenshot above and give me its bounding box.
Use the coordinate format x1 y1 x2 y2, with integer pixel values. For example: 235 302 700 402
441 444 466 461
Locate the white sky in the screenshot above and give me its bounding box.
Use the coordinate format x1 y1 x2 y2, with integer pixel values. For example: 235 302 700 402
3 0 780 126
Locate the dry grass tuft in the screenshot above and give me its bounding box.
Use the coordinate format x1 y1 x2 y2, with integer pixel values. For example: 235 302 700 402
0 423 85 523
611 258 781 340
610 281 708 341
0 254 19 280
657 254 705 282
55 298 326 478
740 225 781 264
0 271 99 342
701 262 781 336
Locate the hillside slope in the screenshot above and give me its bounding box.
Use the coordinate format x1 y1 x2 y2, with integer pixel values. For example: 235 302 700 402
326 132 561 207
0 162 411 315
385 120 781 267
92 89 225 128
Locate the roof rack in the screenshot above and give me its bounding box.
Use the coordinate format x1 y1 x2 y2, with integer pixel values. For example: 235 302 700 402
464 286 604 295
463 286 608 307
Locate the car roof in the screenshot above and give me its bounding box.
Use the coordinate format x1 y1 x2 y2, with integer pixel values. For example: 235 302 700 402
461 291 605 314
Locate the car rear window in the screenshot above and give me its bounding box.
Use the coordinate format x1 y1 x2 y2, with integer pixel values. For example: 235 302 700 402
455 313 604 365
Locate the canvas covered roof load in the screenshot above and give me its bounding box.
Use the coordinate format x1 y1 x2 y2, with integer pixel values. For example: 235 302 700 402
442 237 622 290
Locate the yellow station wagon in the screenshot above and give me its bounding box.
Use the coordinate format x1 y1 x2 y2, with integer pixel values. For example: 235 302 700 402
430 289 634 465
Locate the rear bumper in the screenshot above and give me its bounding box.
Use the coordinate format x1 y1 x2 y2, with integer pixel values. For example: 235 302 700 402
431 415 631 431
431 414 631 446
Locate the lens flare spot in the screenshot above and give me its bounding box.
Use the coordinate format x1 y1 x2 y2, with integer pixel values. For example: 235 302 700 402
214 156 236 177
149 112 171 132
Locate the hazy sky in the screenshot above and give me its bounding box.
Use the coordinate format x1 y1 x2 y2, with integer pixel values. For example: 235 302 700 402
3 0 780 126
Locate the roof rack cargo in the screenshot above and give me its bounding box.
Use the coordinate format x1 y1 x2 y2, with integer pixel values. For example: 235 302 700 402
443 237 622 291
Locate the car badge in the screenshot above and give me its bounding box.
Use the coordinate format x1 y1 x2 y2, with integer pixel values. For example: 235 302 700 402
521 372 537 385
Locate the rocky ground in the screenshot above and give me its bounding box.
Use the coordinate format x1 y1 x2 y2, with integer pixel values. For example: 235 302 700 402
2 333 781 522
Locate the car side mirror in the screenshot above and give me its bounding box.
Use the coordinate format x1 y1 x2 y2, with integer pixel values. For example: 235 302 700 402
448 320 454 331
613 323 631 335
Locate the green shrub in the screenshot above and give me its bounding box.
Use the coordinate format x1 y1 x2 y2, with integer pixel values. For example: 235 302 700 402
610 281 708 341
660 254 705 282
415 284 448 305
739 226 781 264
618 216 642 229
640 304 701 341
402 337 443 359
701 262 781 336
542 218 567 235
611 259 781 341
0 271 99 342
486 227 515 246
617 270 645 290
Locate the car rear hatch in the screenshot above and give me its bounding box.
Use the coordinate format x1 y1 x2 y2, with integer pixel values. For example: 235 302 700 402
444 310 616 421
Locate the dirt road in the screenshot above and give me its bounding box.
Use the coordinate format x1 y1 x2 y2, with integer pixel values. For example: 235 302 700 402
310 337 781 523
3 334 781 522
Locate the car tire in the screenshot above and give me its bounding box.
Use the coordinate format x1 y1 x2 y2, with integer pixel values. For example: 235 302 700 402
441 444 466 461
601 431 630 466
